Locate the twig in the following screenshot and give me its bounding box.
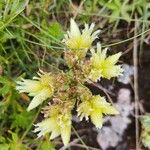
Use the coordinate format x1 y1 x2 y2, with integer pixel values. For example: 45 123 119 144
72 0 85 19
87 80 115 96
59 138 81 150
122 31 150 56
72 126 89 150
133 15 140 150
87 80 115 104
102 28 150 48
71 144 100 150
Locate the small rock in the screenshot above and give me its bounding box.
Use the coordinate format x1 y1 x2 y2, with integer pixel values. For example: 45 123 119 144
72 115 80 123
96 88 134 149
109 116 131 135
97 127 121 150
118 64 134 84
117 88 131 104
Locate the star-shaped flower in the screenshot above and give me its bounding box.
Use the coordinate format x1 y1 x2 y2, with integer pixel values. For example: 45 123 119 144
16 70 54 111
63 19 100 59
89 43 123 81
77 95 119 128
34 112 72 146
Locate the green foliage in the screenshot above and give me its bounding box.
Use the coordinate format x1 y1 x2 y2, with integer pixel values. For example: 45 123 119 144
141 114 150 148
101 0 132 22
0 131 28 150
48 22 64 39
0 0 29 30
0 76 28 149
84 0 150 24
39 20 64 47
0 0 64 74
39 139 55 150
0 74 54 149
0 30 14 43
8 132 27 150
11 110 35 129
0 76 15 96
0 0 65 148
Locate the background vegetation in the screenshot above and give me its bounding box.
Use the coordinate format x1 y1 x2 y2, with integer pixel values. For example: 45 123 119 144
0 0 150 149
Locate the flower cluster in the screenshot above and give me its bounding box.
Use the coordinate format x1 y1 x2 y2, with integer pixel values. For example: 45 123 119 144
16 19 123 146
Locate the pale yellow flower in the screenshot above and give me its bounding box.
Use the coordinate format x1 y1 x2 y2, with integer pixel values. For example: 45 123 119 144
16 70 54 111
77 95 119 128
63 19 100 59
89 43 123 81
34 113 71 146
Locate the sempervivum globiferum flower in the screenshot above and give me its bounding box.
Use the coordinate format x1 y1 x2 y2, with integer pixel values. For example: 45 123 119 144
16 18 123 146
16 70 54 111
63 19 100 59
34 107 72 146
77 95 119 128
89 43 123 81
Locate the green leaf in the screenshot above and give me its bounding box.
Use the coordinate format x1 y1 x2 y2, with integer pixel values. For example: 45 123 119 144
0 76 14 96
8 132 27 150
48 22 64 40
39 140 55 150
0 30 14 43
0 144 9 150
11 110 35 129
0 0 29 30
141 114 150 148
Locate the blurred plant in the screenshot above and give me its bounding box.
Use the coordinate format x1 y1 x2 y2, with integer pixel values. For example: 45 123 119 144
0 74 55 149
0 1 63 145
0 0 65 78
16 19 123 146
141 114 150 149
84 0 150 24
99 0 132 22
0 0 29 30
0 131 26 150
0 75 31 149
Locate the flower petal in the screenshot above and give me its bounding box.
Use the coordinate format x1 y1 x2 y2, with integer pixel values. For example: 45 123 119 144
50 129 60 140
102 105 119 115
27 88 52 111
70 18 81 38
102 65 123 79
16 80 42 94
91 111 103 129
105 52 122 65
60 125 71 146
